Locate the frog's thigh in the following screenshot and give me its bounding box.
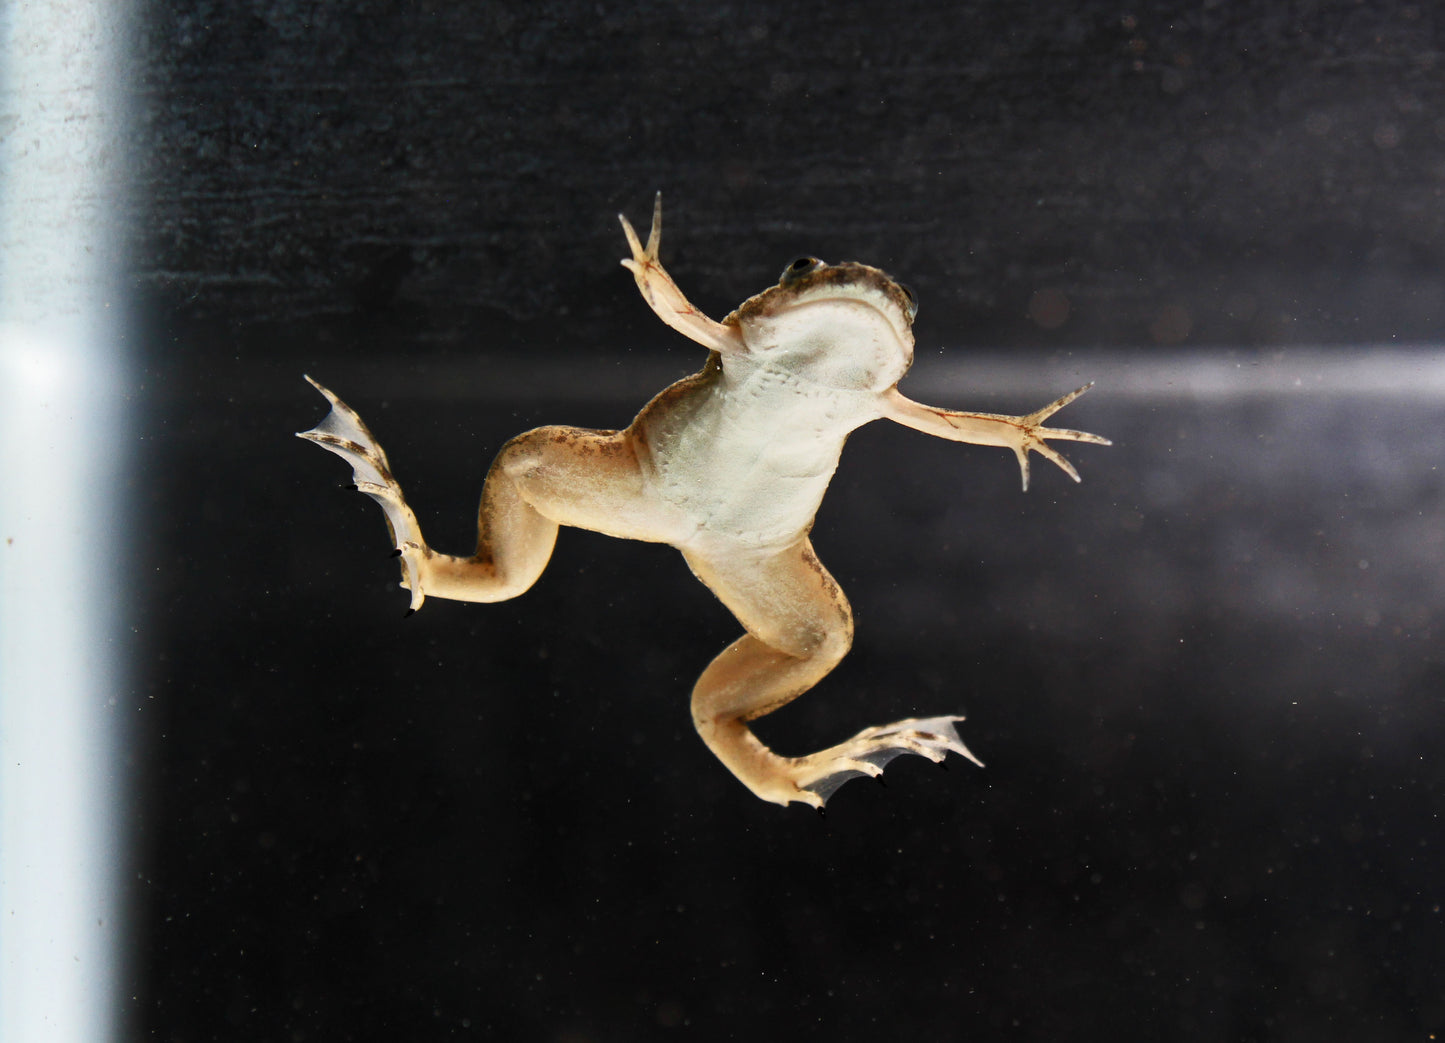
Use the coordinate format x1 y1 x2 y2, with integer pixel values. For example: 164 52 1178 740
496 425 669 538
419 425 656 603
683 541 855 804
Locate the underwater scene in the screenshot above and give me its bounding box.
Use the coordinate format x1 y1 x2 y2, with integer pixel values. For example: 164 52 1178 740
3 1 1441 1040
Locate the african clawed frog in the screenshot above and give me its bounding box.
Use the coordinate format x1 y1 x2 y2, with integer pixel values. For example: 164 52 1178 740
299 195 1109 808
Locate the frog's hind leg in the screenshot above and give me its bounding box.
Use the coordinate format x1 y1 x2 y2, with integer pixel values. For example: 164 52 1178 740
298 377 655 613
685 540 983 808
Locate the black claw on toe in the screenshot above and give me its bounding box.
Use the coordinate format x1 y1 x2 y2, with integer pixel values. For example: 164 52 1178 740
874 776 888 787
403 607 415 619
389 548 403 558
815 805 827 819
340 483 357 491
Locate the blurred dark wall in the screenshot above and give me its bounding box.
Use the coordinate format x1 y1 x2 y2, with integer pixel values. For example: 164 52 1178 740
127 3 1445 1041
136 0 1445 349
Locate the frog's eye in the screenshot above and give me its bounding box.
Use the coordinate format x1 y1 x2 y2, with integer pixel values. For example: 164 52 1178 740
900 283 919 321
780 256 824 284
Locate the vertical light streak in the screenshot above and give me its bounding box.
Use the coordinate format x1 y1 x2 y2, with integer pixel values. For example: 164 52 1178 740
0 1 134 1041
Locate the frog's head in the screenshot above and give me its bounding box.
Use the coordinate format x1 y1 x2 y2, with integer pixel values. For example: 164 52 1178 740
725 258 917 391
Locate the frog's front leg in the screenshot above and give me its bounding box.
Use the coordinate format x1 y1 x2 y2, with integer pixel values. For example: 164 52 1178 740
685 541 982 808
619 193 745 355
298 377 665 613
883 383 1111 491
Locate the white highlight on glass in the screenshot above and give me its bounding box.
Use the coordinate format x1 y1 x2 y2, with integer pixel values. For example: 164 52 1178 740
1 1 134 1042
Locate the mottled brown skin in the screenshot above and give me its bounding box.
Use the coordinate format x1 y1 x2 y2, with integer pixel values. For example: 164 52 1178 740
298 195 1109 808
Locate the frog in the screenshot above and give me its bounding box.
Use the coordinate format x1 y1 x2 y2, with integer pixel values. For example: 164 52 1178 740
298 194 1109 809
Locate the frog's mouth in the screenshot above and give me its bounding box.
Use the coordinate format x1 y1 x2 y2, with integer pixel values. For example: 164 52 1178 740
728 269 918 392
729 261 916 344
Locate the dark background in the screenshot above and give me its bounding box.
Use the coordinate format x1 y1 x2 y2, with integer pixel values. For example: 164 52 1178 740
130 2 1443 1040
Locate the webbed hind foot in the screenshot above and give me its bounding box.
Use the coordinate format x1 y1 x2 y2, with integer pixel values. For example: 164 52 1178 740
790 715 983 806
297 376 430 611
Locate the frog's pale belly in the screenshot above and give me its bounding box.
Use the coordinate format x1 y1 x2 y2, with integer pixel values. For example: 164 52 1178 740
634 358 877 549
